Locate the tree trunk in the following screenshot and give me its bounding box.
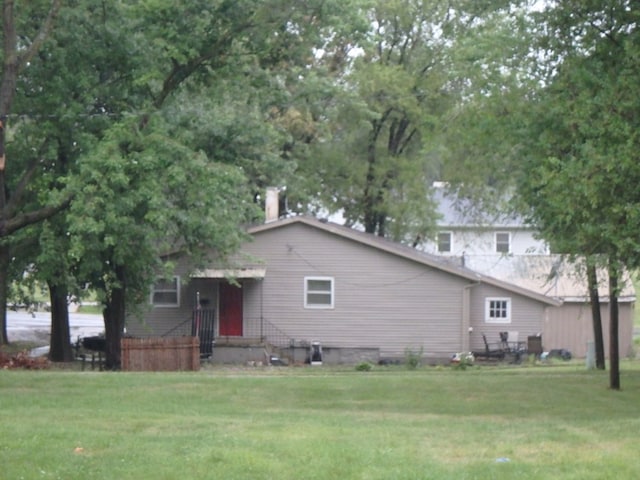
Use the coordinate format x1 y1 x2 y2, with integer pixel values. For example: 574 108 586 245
363 139 378 234
586 261 605 369
608 258 620 390
48 282 73 362
0 242 9 344
103 264 126 370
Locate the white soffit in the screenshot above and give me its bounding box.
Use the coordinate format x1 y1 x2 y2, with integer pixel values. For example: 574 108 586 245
191 268 266 279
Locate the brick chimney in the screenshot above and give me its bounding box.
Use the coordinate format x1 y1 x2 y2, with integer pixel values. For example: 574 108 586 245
265 187 279 223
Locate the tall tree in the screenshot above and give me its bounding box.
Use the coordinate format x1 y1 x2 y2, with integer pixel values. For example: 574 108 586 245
304 0 527 242
0 0 144 350
516 0 640 389
0 0 67 238
62 0 365 368
0 0 75 344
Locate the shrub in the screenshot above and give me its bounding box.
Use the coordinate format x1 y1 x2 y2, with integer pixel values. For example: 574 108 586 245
355 362 373 372
404 347 423 370
451 352 474 370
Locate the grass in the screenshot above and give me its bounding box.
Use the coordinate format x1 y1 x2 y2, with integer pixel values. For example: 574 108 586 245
1 363 640 479
75 304 103 315
635 274 640 328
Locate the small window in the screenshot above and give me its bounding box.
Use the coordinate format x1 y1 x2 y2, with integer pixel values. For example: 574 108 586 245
150 276 180 307
485 297 511 324
437 232 452 253
495 232 510 254
305 277 334 309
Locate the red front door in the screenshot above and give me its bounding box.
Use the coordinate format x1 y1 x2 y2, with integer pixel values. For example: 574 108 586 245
219 283 243 336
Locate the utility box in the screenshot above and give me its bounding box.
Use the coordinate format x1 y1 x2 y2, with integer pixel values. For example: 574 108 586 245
586 341 596 369
310 341 323 365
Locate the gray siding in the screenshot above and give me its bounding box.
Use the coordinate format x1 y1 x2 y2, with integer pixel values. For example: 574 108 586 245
468 283 547 352
127 262 191 337
130 218 557 362
544 302 634 358
127 262 222 338
242 223 468 359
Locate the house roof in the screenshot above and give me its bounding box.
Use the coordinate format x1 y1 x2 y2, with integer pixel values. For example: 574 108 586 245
248 216 562 306
431 186 528 229
459 255 636 303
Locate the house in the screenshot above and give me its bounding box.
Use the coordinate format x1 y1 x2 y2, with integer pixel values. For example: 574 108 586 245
422 185 636 358
127 215 562 365
460 255 635 358
421 185 550 257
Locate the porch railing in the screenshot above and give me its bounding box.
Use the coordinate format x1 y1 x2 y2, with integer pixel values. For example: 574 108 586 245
192 308 215 358
240 316 293 349
160 310 292 358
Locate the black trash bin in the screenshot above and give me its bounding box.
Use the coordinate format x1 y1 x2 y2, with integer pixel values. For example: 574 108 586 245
527 336 543 357
310 341 323 365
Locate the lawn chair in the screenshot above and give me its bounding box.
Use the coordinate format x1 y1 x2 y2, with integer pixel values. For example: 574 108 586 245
499 331 525 363
472 334 506 361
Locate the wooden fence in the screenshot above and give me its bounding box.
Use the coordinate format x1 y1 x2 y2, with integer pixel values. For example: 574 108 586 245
121 337 200 371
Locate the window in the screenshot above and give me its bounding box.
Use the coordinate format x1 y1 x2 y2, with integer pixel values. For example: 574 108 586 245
150 276 180 307
305 277 334 309
485 297 511 324
495 232 510 254
437 232 452 253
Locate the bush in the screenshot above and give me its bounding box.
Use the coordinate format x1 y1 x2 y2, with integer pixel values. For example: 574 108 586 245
404 347 423 370
451 352 474 370
355 362 373 372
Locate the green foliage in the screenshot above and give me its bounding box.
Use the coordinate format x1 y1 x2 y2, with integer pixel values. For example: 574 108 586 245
404 346 423 370
516 1 640 266
302 0 532 240
355 361 373 371
67 116 257 309
451 352 475 370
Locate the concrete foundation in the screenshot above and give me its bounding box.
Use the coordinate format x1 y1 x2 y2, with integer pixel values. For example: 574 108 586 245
211 343 380 366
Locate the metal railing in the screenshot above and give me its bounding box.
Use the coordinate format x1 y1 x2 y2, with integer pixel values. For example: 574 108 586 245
159 309 216 359
241 316 293 349
159 311 293 357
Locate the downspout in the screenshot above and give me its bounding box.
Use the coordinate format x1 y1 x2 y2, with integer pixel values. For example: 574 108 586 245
462 281 481 352
260 278 264 341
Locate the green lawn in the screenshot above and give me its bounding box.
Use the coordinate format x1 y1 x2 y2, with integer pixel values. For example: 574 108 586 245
1 364 639 479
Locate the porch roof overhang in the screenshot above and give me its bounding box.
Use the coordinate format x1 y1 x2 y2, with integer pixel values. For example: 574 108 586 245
191 268 266 279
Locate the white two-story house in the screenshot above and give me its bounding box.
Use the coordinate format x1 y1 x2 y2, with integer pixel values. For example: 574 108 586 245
422 184 635 359
422 185 549 258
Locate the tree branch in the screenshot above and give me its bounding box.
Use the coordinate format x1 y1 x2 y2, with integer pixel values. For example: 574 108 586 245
17 0 62 73
0 194 73 237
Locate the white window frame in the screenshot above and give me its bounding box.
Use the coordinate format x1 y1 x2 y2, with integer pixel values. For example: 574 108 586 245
495 232 511 254
150 276 181 307
485 297 511 324
304 276 334 309
437 231 453 253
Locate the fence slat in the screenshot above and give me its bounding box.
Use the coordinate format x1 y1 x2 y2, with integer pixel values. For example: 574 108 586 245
121 337 200 371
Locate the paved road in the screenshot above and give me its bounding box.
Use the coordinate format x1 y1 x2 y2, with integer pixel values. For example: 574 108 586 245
7 311 104 344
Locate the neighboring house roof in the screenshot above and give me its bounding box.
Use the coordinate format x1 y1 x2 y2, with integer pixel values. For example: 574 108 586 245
460 255 636 303
431 186 528 229
248 216 562 306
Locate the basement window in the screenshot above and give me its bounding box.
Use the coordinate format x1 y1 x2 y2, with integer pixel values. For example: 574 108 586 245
304 277 334 309
150 276 180 307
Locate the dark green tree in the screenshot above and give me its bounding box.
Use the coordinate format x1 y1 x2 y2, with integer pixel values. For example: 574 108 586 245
304 0 529 242
63 0 368 368
517 0 640 389
0 0 71 344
